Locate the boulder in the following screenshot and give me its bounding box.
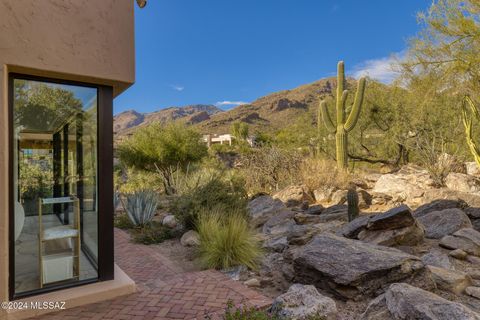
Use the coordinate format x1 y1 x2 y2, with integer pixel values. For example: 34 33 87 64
414 199 468 218
162 214 178 228
331 190 348 205
449 249 468 260
358 221 424 246
313 187 335 203
180 230 200 247
427 265 472 295
358 189 373 209
366 205 415 230
305 204 323 215
370 192 393 206
318 205 348 222
445 172 480 193
270 284 337 320
466 287 480 300
465 207 480 220
423 189 480 207
273 185 314 207
294 213 322 225
262 209 296 236
248 195 286 228
360 283 480 320
293 233 428 300
243 278 261 288
467 162 480 176
263 236 288 252
337 215 371 239
417 208 473 239
288 221 344 246
440 228 480 256
421 250 453 270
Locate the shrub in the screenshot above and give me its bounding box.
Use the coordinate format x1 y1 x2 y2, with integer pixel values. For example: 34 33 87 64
131 222 179 245
117 168 163 194
121 190 160 227
299 157 354 192
114 214 134 229
197 207 262 270
117 122 208 194
169 168 247 230
239 146 301 194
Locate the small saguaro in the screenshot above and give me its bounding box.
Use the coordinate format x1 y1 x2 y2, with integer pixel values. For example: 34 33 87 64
319 61 366 170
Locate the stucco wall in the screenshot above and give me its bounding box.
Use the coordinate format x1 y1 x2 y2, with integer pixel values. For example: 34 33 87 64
0 0 135 304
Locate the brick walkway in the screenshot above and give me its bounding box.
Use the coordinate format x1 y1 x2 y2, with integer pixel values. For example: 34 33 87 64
38 229 272 320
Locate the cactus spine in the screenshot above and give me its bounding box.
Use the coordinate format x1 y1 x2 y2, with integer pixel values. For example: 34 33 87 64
347 188 359 222
319 61 366 170
462 96 480 166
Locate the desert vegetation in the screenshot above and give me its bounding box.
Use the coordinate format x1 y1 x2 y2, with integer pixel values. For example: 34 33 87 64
114 1 480 318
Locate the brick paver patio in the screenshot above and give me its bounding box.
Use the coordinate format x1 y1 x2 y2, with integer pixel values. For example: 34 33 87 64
37 229 272 320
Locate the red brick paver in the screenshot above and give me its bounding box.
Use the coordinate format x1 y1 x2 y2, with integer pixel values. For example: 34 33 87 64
36 229 271 320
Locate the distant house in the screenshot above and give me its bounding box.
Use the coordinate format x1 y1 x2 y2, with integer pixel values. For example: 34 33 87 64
203 134 256 147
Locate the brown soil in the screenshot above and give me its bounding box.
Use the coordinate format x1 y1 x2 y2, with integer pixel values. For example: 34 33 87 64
151 238 204 273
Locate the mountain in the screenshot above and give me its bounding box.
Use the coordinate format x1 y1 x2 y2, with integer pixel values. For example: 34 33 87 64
194 77 345 134
115 77 359 137
114 104 223 136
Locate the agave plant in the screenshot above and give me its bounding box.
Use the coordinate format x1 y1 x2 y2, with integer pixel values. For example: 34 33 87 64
121 190 159 227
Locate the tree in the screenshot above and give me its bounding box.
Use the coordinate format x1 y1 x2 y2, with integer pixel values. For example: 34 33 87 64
117 122 208 194
231 121 249 141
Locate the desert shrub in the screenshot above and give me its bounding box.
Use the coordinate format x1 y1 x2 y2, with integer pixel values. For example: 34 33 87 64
121 190 160 227
114 214 134 229
169 168 247 230
239 146 301 194
300 157 354 192
117 168 163 194
197 208 262 270
117 122 208 194
131 222 179 245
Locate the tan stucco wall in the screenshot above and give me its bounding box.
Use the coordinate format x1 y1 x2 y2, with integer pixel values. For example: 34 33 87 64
0 0 135 311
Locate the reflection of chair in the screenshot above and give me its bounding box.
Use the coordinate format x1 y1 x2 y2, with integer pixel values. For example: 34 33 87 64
38 197 80 287
14 202 25 241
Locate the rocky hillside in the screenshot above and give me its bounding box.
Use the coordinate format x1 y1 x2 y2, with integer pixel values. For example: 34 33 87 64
114 104 223 136
195 77 349 134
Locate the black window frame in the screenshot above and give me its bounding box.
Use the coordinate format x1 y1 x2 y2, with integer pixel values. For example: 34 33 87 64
8 73 114 300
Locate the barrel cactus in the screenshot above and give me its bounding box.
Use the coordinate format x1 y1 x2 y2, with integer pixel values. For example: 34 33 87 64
347 188 359 222
319 61 367 170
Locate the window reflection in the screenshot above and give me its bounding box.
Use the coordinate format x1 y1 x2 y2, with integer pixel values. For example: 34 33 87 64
13 79 98 295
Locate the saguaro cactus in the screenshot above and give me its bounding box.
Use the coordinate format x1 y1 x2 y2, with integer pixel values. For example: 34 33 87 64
462 96 480 166
319 61 366 170
347 188 359 222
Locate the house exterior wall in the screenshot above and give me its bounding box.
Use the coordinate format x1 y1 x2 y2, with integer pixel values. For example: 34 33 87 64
0 0 135 315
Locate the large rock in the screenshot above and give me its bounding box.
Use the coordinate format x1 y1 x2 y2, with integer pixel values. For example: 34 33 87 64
423 189 480 207
360 283 480 320
366 205 415 230
293 233 428 300
358 221 424 246
467 162 480 176
372 165 435 204
262 209 296 236
273 185 314 207
421 250 453 270
248 195 287 228
180 230 200 247
330 189 348 205
445 172 480 193
313 187 335 203
440 228 480 256
427 265 472 295
417 208 473 239
270 284 337 320
414 199 468 218
337 215 371 239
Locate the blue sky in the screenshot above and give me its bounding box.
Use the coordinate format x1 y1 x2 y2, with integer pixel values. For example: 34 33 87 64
114 0 430 114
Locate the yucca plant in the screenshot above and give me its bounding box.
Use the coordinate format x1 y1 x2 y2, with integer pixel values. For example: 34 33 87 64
197 207 262 270
121 190 159 227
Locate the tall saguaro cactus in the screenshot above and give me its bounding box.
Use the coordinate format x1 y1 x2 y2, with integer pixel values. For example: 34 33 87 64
319 61 366 170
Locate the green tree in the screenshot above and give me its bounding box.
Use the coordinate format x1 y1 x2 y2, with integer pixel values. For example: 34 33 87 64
231 121 249 141
117 122 208 194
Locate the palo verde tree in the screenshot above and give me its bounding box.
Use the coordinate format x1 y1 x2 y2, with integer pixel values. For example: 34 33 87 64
117 122 208 195
319 61 367 170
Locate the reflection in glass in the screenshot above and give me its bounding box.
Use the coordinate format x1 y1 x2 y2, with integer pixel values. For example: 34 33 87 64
13 79 98 295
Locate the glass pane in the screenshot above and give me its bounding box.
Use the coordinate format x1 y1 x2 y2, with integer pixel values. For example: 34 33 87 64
13 78 98 295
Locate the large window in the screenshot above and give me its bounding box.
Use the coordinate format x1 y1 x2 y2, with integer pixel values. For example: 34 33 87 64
10 76 113 298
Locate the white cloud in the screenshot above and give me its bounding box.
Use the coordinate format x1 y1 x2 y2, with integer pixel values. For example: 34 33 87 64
352 54 403 84
215 100 248 107
171 85 185 92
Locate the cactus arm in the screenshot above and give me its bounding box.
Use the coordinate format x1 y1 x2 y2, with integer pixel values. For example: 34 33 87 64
336 61 346 124
320 100 337 133
344 77 366 132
